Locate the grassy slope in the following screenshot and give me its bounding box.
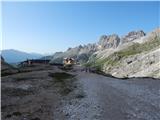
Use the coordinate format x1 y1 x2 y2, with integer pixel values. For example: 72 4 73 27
86 35 160 70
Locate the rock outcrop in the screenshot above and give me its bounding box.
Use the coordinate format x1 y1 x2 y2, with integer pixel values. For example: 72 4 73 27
121 30 145 44
98 34 120 49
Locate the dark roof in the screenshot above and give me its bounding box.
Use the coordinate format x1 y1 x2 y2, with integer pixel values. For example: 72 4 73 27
20 59 50 64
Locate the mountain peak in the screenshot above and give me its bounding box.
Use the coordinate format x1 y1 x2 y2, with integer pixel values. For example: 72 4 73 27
98 34 120 49
121 30 145 43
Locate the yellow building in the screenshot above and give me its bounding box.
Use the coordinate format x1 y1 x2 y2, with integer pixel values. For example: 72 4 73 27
63 58 75 65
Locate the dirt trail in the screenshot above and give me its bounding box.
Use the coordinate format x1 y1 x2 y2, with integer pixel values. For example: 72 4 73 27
1 65 160 120
63 69 160 120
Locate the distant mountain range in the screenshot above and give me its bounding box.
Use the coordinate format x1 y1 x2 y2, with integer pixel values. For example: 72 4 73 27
1 49 44 63
49 30 146 64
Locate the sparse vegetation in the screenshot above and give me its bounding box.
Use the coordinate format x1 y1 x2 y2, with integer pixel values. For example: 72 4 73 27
86 36 160 71
5 112 22 119
14 76 35 81
1 70 19 77
48 72 75 81
12 112 22 116
2 87 34 97
59 65 73 71
75 93 85 99
1 71 14 77
48 72 76 95
31 117 41 120
114 35 160 58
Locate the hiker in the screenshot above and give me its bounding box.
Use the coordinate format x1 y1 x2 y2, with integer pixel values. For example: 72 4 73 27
85 67 88 72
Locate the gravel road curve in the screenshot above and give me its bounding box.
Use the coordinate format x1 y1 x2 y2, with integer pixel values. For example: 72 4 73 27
63 69 160 120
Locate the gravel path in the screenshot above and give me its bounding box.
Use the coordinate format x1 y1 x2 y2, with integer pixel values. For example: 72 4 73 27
64 70 160 120
2 65 160 120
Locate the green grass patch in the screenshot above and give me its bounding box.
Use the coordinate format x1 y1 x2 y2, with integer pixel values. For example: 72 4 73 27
116 35 160 57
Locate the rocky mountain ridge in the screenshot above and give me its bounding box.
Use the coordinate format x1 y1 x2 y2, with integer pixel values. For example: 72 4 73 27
50 28 160 78
87 28 160 78
50 29 148 64
50 43 98 64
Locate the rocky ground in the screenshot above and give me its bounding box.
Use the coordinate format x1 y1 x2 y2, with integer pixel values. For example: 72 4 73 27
1 64 160 120
1 64 75 120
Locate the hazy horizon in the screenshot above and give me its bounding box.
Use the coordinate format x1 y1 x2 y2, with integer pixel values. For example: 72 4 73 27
2 1 159 54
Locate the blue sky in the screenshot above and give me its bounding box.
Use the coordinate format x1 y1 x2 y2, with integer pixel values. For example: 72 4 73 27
2 1 159 54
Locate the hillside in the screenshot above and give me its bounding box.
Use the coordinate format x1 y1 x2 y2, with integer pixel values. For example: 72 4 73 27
87 28 160 78
50 44 98 64
50 28 160 78
1 56 18 76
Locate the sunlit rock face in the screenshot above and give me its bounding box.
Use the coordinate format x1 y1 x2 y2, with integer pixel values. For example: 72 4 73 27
121 30 145 44
98 34 120 50
50 28 160 78
88 28 160 78
50 30 146 65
